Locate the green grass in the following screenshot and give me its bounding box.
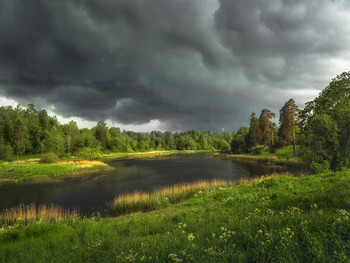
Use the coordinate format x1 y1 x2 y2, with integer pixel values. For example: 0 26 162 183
1 171 350 262
0 160 111 183
219 146 305 166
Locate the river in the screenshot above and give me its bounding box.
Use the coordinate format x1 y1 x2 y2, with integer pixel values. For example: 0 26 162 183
0 153 308 216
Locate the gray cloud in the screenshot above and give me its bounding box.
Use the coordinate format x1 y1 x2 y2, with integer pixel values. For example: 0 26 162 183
0 0 350 131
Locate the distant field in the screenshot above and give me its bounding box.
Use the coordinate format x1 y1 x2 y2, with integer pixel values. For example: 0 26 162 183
1 170 349 262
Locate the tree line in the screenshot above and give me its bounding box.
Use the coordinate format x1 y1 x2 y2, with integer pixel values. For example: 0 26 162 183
0 71 349 172
0 105 233 160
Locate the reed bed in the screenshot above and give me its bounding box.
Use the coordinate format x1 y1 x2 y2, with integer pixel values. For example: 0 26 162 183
0 203 78 225
60 160 108 168
111 179 236 215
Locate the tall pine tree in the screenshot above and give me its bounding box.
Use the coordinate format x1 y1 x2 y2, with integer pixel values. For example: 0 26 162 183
278 98 300 156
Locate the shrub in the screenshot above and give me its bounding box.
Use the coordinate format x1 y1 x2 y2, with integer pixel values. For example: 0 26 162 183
310 160 330 174
251 145 269 155
0 144 15 161
75 147 102 160
39 153 60 163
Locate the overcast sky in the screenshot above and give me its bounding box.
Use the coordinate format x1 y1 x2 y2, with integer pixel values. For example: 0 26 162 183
0 0 350 131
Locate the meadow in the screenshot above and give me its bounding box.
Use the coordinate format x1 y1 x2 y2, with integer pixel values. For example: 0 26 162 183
0 170 349 262
0 158 111 183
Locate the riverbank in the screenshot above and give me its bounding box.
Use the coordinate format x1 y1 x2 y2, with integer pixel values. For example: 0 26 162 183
1 170 349 262
217 153 306 166
0 158 112 184
103 150 214 159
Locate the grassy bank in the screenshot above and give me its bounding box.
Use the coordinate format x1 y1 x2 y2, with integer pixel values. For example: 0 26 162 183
0 159 111 184
218 146 306 166
1 170 350 262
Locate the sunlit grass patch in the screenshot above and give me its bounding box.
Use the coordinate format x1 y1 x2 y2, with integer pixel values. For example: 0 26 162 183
0 203 78 225
60 160 109 168
111 179 237 215
0 159 111 183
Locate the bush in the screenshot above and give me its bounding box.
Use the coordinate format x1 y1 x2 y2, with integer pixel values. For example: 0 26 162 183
251 145 268 155
39 153 60 164
75 147 102 160
0 144 15 161
310 160 330 174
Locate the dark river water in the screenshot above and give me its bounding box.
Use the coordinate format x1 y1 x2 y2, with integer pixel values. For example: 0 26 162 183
0 153 308 216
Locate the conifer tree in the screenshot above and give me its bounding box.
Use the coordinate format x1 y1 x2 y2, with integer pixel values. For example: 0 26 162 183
258 109 275 147
278 98 300 156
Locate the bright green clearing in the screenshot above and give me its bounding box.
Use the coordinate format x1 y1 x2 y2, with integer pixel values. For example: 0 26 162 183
1 170 350 262
0 160 110 183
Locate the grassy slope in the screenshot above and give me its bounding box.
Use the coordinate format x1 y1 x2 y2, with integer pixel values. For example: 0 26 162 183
1 171 350 262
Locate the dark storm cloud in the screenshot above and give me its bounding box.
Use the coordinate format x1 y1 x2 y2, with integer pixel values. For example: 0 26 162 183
0 0 349 130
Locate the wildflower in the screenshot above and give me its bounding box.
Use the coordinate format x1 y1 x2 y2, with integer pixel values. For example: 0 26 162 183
188 233 195 241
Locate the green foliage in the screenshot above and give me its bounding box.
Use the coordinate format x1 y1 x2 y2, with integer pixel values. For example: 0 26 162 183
219 139 231 153
275 145 300 159
75 147 103 160
246 112 260 149
278 99 300 156
231 127 249 154
259 109 276 147
310 161 330 174
251 145 269 155
0 144 15 161
301 71 350 170
39 153 60 164
0 104 234 161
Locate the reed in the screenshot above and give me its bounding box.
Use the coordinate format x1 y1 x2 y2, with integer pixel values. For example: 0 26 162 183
0 203 78 225
111 179 236 215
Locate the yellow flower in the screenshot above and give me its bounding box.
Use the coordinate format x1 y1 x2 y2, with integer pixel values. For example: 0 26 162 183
188 233 195 241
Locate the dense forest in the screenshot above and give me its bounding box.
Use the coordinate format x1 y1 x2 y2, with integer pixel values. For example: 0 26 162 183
0 71 349 172
0 104 233 160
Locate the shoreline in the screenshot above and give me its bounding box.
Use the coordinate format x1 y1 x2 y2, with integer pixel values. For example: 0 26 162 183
216 153 306 166
1 170 349 262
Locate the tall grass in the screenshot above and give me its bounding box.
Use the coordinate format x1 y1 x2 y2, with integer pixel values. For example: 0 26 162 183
111 179 236 215
0 203 78 225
